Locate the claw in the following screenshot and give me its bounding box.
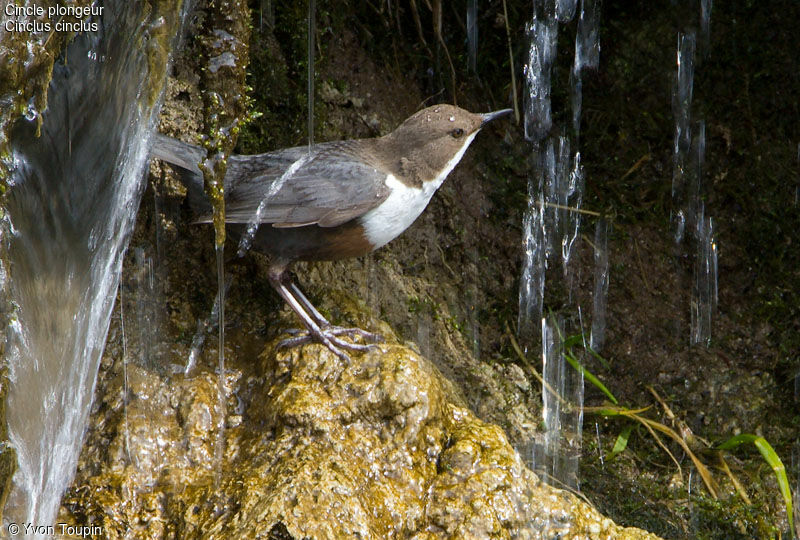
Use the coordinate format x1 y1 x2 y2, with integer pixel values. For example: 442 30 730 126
329 326 385 343
267 265 384 364
277 324 383 362
282 325 383 344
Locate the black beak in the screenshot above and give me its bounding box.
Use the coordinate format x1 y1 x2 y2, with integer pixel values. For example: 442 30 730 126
480 108 513 127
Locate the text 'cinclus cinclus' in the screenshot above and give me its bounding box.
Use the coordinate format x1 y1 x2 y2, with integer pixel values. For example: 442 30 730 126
152 104 512 360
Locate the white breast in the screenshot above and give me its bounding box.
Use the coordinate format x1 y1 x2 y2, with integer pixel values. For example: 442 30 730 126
360 131 478 249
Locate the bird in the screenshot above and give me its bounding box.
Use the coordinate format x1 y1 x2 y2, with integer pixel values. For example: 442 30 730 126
151 104 512 360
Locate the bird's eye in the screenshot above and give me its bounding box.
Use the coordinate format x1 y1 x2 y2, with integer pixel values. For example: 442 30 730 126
450 128 465 139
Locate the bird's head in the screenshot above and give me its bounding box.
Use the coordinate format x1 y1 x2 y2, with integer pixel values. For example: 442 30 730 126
383 104 512 187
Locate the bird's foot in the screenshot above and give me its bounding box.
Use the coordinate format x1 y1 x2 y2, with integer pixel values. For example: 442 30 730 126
277 325 384 362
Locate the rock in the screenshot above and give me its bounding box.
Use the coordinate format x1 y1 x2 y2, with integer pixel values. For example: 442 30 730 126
60 328 660 539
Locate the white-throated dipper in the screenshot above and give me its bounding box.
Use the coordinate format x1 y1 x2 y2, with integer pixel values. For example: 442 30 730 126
152 104 512 359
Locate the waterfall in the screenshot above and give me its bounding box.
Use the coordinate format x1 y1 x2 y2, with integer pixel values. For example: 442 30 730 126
2 1 189 532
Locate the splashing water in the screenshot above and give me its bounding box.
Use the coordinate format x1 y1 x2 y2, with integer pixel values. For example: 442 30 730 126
235 0 316 256
236 154 311 257
2 2 187 532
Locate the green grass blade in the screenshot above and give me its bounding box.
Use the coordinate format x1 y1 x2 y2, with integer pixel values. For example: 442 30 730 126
563 352 618 404
562 332 610 369
585 344 611 370
607 424 634 461
718 434 795 539
752 438 795 540
717 433 758 450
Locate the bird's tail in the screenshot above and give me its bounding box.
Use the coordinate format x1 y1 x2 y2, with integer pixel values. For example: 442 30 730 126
150 133 210 215
151 133 204 174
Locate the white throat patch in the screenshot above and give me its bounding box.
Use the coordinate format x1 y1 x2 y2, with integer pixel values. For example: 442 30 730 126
361 130 479 249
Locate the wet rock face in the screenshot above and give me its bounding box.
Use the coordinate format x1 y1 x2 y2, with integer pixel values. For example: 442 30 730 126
61 327 659 539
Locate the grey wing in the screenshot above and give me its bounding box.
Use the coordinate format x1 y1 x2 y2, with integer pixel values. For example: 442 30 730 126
221 142 391 228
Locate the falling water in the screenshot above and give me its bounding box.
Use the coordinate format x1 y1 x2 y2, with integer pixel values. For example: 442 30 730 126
590 219 609 352
672 32 696 245
534 316 584 490
523 17 557 142
195 0 253 479
691 213 717 346
671 2 717 345
556 0 578 22
260 0 274 32
571 0 601 140
236 0 317 260
574 0 600 71
518 177 545 338
547 137 570 254
213 244 226 472
308 0 316 152
130 248 164 369
186 277 232 375
594 422 604 467
699 0 713 57
519 0 599 494
467 0 478 73
562 153 585 283
686 121 706 233
538 317 559 478
2 1 186 532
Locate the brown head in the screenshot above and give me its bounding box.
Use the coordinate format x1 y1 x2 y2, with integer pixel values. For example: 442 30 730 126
376 104 512 186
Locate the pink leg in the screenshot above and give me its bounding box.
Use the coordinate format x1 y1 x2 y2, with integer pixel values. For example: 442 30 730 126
268 263 382 361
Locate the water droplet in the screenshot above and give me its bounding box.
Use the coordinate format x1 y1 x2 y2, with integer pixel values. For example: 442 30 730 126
24 100 38 122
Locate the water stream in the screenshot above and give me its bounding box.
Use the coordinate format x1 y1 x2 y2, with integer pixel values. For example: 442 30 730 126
589 219 609 352
307 0 316 152
671 4 717 346
519 0 600 496
467 0 478 73
671 32 695 245
535 315 584 490
3 1 187 532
